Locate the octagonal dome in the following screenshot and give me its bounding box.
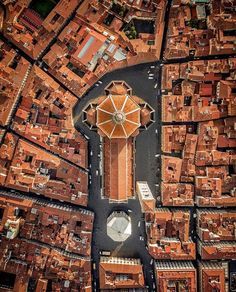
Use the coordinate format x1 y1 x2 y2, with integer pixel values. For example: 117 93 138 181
96 94 140 138
107 211 131 242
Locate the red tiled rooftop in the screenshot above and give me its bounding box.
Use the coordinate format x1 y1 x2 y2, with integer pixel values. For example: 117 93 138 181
0 133 88 206
103 137 134 201
99 257 145 290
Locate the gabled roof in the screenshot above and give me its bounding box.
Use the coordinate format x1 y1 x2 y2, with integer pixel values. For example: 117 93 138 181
99 256 145 289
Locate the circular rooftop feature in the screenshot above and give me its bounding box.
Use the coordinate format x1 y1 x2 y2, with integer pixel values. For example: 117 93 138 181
112 111 126 124
107 211 131 242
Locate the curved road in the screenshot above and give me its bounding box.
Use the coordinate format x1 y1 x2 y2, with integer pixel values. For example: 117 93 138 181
73 62 162 291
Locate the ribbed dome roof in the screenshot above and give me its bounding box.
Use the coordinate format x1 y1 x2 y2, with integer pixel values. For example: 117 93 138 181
96 94 140 138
